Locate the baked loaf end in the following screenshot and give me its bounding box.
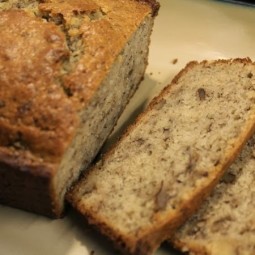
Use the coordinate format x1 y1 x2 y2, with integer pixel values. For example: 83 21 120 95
67 59 255 255
171 136 255 255
0 0 159 217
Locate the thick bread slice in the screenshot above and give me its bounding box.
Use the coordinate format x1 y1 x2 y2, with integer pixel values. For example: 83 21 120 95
67 58 255 255
171 136 255 255
0 0 159 218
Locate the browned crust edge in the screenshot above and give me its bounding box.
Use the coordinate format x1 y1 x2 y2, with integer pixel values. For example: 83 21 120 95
171 238 210 255
135 0 160 17
172 57 253 84
0 161 60 218
68 58 255 255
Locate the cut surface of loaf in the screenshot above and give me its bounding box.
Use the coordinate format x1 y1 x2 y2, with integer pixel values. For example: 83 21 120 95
171 136 255 255
0 0 159 217
67 59 255 255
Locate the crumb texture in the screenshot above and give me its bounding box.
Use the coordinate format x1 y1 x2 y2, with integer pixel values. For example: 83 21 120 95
69 59 255 254
173 135 255 255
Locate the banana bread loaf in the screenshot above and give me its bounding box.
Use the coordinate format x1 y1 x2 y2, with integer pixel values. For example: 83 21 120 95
171 136 255 255
67 58 255 255
0 0 159 218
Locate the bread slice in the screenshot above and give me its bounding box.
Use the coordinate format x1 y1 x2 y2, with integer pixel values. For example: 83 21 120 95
0 0 159 218
171 135 255 255
67 58 255 255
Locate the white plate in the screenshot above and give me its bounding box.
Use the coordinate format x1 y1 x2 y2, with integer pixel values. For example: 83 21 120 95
1 1 255 254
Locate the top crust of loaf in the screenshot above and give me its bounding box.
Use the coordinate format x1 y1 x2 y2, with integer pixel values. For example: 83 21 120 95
0 0 156 176
68 58 255 255
136 0 160 16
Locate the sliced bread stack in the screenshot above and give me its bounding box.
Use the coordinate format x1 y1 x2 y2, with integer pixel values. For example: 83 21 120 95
171 136 255 255
67 58 255 255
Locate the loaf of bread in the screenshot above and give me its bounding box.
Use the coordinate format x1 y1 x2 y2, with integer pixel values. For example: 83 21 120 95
171 136 255 255
67 58 255 255
0 0 159 218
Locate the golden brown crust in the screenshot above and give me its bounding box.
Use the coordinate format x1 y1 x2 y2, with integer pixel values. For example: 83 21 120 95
0 10 78 163
39 0 153 110
172 58 253 85
173 239 210 255
0 0 157 217
135 0 160 16
0 1 154 165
